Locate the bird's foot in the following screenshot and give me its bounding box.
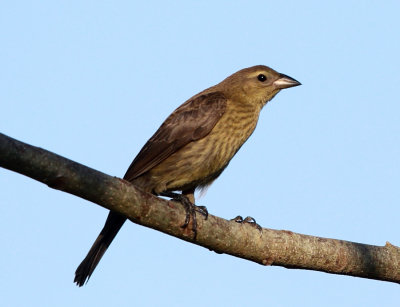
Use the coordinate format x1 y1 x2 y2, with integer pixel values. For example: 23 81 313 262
160 192 208 239
232 215 262 231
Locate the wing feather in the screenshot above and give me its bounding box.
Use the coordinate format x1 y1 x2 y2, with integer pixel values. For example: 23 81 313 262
123 92 227 181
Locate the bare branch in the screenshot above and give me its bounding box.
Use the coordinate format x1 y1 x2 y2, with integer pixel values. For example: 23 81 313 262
1 132 399 284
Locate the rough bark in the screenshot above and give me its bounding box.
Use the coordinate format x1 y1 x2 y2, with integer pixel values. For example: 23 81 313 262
1 132 399 284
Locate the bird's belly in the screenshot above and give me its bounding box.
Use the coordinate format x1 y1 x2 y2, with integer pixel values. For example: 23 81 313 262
144 111 259 193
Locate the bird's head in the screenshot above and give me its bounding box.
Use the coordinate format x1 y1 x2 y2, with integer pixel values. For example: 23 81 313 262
220 65 301 108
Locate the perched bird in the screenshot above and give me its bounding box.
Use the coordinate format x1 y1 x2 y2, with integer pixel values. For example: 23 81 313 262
74 65 301 286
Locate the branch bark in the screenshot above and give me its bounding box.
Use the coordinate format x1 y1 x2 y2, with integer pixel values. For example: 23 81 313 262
1 132 399 284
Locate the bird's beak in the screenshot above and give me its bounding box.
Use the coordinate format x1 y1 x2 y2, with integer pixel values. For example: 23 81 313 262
273 74 301 89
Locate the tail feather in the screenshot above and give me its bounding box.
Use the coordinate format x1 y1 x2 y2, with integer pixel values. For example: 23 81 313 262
74 212 126 286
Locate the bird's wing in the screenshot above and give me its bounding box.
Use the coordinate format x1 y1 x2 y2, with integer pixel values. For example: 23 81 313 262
123 91 227 181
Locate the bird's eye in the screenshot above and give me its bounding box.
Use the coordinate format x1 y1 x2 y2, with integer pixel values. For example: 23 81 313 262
257 74 267 82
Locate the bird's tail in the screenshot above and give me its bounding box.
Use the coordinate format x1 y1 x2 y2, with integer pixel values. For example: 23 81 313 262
74 212 126 286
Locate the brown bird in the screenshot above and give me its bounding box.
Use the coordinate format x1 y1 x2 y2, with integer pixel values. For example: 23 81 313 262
74 65 301 286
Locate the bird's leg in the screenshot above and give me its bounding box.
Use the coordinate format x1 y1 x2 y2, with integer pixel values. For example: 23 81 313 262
160 190 208 239
184 191 208 220
232 215 262 231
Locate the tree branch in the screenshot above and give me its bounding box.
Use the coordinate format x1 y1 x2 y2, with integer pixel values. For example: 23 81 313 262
1 132 399 284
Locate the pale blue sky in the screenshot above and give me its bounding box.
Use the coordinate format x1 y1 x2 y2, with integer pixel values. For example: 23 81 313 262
1 1 399 306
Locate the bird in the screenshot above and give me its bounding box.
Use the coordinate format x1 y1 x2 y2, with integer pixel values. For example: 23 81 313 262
74 65 301 286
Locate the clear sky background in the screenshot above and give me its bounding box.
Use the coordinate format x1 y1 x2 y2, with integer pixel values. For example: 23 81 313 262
1 1 399 306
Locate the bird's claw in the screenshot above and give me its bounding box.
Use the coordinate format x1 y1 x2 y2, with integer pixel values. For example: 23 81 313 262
161 192 207 240
195 205 208 219
232 215 262 231
232 215 244 223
